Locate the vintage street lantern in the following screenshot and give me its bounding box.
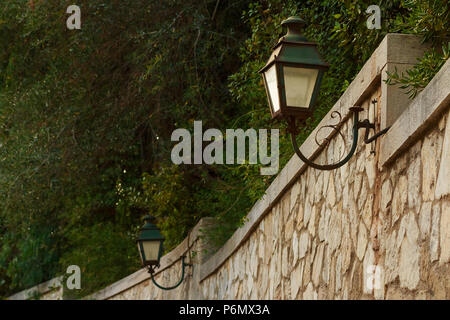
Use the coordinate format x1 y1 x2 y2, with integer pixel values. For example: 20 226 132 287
136 216 191 290
259 16 329 121
260 17 390 171
137 216 164 268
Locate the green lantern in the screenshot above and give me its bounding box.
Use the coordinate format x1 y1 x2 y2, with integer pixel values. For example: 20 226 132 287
136 216 165 267
260 16 329 121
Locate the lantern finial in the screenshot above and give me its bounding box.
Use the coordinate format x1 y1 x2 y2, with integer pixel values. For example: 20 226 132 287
281 16 307 42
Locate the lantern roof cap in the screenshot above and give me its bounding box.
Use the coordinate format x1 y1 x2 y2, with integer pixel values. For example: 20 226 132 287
280 16 308 42
137 215 165 242
282 16 306 26
259 16 329 74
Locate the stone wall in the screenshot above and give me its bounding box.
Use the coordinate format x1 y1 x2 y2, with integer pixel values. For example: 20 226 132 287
10 34 450 300
200 91 450 300
99 34 449 300
198 85 450 300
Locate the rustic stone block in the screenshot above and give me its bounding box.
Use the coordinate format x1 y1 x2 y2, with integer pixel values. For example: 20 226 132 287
431 203 441 262
435 112 450 199
439 201 450 265
398 213 420 290
421 132 438 201
407 156 421 210
391 175 407 226
356 222 368 261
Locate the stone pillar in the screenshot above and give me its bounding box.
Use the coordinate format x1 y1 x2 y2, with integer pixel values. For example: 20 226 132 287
380 34 431 129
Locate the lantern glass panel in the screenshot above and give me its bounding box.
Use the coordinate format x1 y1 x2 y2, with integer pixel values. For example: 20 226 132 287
140 240 161 263
264 64 280 112
137 243 144 263
283 66 318 109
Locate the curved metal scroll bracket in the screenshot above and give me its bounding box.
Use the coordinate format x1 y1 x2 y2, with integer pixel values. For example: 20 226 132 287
314 111 347 161
147 256 192 290
289 106 390 171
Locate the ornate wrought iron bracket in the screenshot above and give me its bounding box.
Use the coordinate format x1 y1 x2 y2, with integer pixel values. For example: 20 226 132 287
289 103 390 171
147 255 192 290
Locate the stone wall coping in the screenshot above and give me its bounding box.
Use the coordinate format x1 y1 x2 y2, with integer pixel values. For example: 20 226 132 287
198 33 426 281
86 217 213 300
380 58 450 167
7 276 63 300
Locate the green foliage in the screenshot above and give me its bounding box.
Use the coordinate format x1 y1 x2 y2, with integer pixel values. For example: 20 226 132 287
392 0 450 44
60 222 139 299
0 224 59 291
0 0 252 297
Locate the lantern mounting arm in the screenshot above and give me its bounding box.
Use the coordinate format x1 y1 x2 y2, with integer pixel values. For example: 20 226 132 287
288 106 390 171
146 255 192 291
358 119 390 144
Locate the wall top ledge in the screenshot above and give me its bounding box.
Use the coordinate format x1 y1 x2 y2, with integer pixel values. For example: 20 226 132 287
8 276 63 300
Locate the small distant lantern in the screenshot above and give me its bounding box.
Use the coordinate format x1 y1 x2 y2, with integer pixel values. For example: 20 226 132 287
260 16 329 121
136 216 164 267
